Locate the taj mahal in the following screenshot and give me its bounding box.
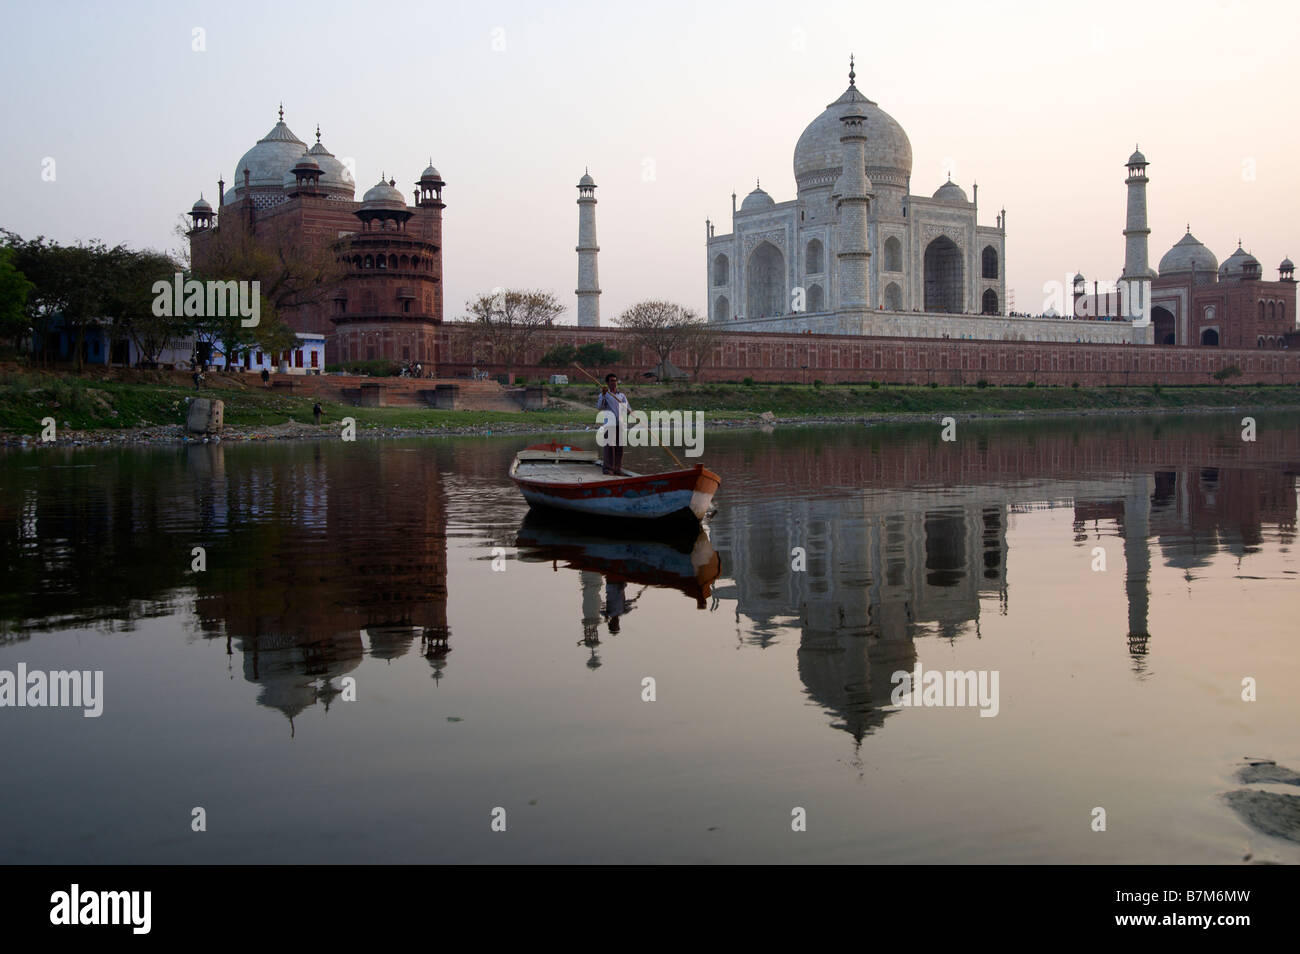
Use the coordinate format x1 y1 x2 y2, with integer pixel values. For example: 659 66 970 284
706 58 1010 332
701 60 1142 345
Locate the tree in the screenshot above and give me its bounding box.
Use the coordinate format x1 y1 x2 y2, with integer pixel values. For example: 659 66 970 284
186 216 334 367
681 320 720 382
104 250 183 367
463 289 565 375
539 343 578 368
575 342 623 366
617 300 701 378
1212 364 1243 384
1 232 128 369
0 246 34 352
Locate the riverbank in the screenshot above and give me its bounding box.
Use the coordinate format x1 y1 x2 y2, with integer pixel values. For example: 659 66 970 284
3 368 1299 446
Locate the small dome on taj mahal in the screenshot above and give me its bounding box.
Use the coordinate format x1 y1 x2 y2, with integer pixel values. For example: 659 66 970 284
740 182 775 211
932 176 968 203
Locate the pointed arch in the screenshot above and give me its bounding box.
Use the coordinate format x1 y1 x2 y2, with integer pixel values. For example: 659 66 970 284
746 241 785 318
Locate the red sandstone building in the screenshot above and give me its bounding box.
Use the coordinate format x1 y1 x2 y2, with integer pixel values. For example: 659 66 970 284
1147 233 1295 349
188 109 446 367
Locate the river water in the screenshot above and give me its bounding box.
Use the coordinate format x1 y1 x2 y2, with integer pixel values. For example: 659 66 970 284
2 413 1298 863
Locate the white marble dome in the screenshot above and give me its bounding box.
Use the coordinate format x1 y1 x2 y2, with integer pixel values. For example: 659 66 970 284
228 116 309 200
281 152 321 190
793 82 912 191
740 185 775 211
932 178 968 203
307 137 355 196
1218 244 1260 281
361 178 407 211
1159 230 1218 278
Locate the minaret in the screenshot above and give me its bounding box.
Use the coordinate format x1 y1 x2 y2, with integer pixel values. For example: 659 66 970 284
1122 146 1151 322
833 57 872 318
576 169 600 328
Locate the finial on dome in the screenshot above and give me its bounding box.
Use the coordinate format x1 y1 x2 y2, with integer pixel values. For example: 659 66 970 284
849 54 855 87
316 124 321 143
278 102 284 122
756 178 760 189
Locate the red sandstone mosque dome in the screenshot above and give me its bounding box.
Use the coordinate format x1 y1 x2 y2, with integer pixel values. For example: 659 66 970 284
1218 243 1261 281
792 58 913 192
1158 229 1219 281
226 108 355 204
360 177 408 212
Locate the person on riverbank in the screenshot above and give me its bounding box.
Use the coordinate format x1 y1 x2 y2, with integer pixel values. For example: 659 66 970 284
313 402 322 426
261 368 270 387
597 373 629 475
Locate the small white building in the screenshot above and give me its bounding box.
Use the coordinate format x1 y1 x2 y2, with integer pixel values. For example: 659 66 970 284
221 333 326 374
126 332 326 373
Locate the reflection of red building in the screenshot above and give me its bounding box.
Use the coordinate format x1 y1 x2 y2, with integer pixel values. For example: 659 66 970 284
187 109 446 366
1149 233 1295 348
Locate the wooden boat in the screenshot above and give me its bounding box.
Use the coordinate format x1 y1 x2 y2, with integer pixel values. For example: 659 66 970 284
509 442 720 522
515 512 721 605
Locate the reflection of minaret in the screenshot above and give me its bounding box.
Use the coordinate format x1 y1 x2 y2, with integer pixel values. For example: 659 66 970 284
1123 474 1153 665
576 170 601 327
579 570 603 669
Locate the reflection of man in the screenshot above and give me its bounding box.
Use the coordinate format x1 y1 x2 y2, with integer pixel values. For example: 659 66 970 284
597 373 630 475
603 580 628 633
602 580 642 634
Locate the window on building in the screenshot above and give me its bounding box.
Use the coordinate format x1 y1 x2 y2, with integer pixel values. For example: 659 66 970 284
884 236 902 272
805 239 823 274
982 246 999 280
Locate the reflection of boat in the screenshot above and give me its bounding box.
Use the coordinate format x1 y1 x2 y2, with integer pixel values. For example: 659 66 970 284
509 442 720 522
515 511 721 605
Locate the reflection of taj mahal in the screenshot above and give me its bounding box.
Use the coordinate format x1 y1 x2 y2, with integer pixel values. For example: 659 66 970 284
706 58 1007 332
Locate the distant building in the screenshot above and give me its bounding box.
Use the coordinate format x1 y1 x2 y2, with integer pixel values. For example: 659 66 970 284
188 107 446 367
31 315 323 372
1149 235 1295 348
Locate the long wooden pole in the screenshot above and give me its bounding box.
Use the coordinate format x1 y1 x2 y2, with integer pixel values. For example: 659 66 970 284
571 362 685 469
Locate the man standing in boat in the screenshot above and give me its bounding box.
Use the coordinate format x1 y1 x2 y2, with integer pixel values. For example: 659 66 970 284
597 373 630 475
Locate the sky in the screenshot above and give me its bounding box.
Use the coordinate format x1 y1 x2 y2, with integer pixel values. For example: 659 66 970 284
1 0 1296 322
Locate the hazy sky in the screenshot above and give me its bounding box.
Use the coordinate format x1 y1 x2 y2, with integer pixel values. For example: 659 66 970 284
2 0 1296 321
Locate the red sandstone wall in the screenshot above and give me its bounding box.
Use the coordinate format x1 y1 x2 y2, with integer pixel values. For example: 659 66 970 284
432 324 1300 387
